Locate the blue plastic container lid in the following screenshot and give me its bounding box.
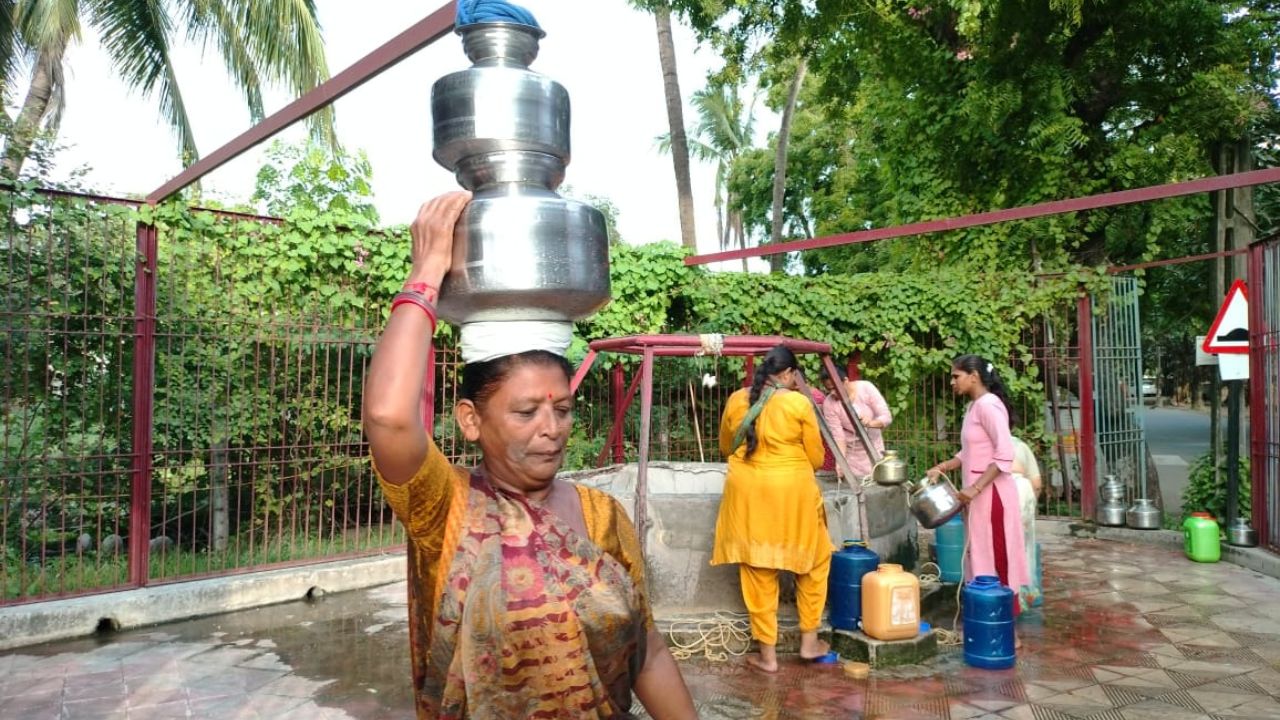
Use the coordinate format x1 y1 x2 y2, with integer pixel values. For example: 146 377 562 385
812 651 840 664
919 622 931 633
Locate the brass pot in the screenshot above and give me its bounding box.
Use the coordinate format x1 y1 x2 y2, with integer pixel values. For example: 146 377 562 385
871 450 908 486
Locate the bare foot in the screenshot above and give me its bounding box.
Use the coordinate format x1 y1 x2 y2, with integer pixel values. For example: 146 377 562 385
746 653 779 673
799 633 831 660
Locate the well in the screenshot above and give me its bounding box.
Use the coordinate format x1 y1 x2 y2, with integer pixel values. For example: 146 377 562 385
563 462 916 617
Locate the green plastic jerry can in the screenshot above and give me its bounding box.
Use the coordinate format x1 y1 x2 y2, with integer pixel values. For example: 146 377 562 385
1183 513 1221 563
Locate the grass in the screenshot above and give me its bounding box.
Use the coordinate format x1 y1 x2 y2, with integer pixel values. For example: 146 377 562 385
2 524 404 601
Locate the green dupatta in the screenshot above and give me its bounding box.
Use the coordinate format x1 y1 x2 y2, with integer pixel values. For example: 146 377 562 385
730 385 777 454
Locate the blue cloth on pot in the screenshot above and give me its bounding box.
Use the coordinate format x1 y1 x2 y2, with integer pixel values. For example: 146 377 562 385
456 0 540 29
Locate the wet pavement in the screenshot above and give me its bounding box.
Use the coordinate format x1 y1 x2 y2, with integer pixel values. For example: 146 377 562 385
4 533 1280 719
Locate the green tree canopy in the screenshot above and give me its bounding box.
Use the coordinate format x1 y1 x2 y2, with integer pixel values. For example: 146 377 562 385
669 0 1280 273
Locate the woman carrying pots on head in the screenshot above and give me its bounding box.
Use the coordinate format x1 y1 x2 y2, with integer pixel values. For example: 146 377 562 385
711 345 834 672
926 355 1038 624
820 365 892 481
364 192 695 719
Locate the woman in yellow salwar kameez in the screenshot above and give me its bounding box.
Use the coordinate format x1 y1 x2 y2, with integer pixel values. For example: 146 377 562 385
364 192 695 719
712 345 834 672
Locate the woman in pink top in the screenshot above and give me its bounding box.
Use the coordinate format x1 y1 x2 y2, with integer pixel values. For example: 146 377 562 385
926 355 1036 618
820 366 892 480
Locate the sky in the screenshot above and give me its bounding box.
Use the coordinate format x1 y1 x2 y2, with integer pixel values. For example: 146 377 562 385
23 0 775 268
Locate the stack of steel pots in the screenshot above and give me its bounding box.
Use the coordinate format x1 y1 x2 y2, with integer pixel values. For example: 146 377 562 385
431 22 610 324
1097 474 1127 527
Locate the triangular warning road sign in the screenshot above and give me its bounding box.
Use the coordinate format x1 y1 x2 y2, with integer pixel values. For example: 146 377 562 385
1203 279 1249 354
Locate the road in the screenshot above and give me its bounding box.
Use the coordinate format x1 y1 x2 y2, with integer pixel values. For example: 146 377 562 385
1145 405 1211 514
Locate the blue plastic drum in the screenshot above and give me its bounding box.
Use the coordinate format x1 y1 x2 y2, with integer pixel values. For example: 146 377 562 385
935 515 965 583
828 540 880 631
962 575 1016 669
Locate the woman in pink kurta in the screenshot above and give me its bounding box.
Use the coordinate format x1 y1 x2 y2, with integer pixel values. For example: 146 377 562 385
927 355 1036 617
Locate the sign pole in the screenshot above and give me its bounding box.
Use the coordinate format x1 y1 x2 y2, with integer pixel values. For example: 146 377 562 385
1225 379 1242 534
1204 280 1251 544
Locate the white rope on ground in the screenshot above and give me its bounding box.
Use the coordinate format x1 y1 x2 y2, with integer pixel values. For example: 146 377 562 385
914 560 961 646
917 561 941 587
665 611 781 661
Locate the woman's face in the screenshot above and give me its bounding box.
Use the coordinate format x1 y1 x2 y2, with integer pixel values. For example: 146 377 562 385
950 366 980 396
456 363 573 491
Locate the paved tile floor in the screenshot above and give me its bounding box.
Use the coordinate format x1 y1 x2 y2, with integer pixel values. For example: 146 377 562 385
3 534 1280 719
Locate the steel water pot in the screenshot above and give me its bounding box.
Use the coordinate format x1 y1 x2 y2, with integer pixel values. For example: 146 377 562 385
907 475 963 529
431 24 570 170
437 188 611 323
1096 502 1127 527
1227 518 1258 547
1126 499 1161 530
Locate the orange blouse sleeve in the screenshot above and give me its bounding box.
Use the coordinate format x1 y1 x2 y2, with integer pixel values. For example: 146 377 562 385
373 438 456 553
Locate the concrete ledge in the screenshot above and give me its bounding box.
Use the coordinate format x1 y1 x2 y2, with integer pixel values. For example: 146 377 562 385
1040 518 1280 581
0 553 407 651
829 628 938 667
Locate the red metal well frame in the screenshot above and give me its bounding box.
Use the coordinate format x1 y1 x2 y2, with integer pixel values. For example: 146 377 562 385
571 335 896 551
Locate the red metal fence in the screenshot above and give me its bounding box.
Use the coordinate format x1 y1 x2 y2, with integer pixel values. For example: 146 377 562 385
1 188 408 604
1251 235 1280 552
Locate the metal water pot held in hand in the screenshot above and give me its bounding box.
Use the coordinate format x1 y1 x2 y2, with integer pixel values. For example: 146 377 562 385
906 475 964 529
431 22 610 324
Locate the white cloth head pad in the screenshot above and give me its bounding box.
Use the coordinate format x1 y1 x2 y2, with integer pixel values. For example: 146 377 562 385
459 320 574 364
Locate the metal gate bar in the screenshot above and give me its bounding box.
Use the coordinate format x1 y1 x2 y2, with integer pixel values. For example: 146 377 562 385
1250 237 1280 551
1091 277 1148 508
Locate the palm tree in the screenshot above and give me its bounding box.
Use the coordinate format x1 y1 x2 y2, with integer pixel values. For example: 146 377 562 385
768 55 807 273
635 0 697 251
1 0 334 179
660 82 756 267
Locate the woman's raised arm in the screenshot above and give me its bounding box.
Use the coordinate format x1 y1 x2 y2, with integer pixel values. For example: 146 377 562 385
363 192 470 485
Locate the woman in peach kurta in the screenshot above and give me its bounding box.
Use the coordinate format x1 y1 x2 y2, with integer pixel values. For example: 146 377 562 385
820 366 892 480
927 355 1035 617
712 345 833 672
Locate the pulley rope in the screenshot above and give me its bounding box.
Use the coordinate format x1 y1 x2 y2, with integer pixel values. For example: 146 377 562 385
664 611 801 662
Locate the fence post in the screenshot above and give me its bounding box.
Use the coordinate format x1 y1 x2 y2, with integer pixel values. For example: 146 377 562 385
635 348 656 554
421 355 436 439
1077 290 1098 521
1248 240 1267 547
611 363 625 464
128 222 159 586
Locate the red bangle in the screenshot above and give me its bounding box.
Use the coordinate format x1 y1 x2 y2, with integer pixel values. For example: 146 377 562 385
402 281 438 301
390 291 437 330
